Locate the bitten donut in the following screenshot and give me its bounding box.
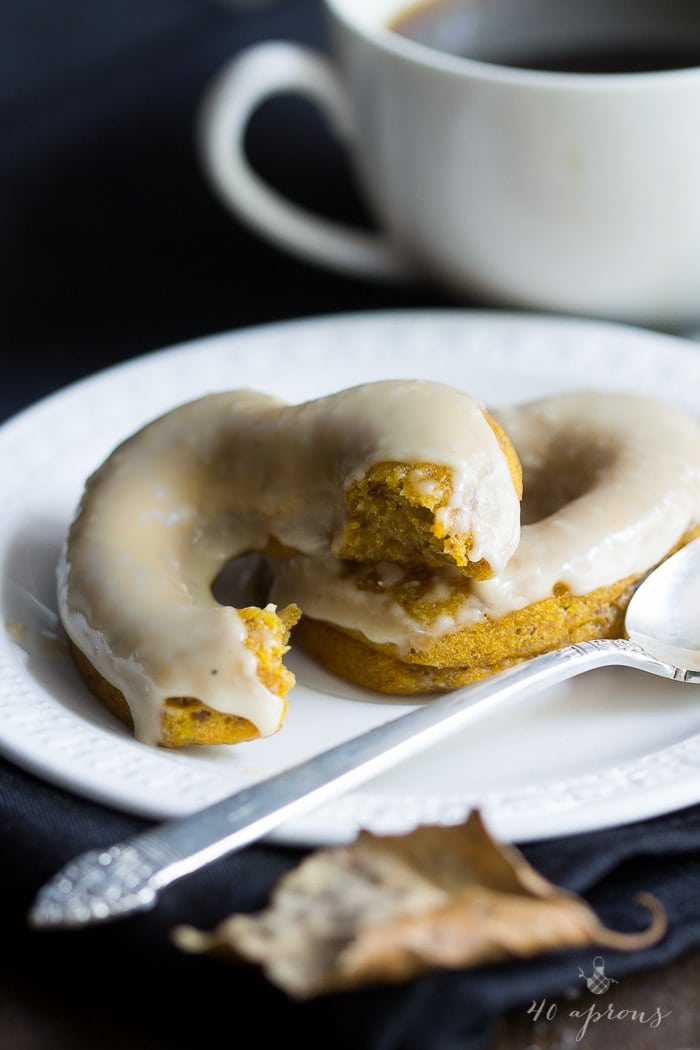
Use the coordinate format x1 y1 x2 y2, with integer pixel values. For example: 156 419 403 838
57 380 523 747
270 392 700 694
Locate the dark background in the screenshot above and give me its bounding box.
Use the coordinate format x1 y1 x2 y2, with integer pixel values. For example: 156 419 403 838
0 0 443 424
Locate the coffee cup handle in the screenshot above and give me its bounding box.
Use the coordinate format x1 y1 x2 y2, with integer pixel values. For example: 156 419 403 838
197 41 415 281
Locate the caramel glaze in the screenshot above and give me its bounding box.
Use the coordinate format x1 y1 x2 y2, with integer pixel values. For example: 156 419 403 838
58 380 520 744
270 392 700 653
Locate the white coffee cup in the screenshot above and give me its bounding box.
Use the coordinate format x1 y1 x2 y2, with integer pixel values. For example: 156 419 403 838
197 0 700 330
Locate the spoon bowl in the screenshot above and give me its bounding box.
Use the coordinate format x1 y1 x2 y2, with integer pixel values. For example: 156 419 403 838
625 537 700 672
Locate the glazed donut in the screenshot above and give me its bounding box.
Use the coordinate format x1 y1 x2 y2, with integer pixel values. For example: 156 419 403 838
270 391 700 694
57 379 522 747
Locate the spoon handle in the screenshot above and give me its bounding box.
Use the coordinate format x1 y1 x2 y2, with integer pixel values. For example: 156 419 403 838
27 637 664 930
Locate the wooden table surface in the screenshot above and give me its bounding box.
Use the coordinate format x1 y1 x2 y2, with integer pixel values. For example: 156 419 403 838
2 948 697 1048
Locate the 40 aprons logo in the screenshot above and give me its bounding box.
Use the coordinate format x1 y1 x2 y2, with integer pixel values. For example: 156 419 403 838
526 955 671 1042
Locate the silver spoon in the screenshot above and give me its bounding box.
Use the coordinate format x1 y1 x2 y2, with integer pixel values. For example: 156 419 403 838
28 537 700 930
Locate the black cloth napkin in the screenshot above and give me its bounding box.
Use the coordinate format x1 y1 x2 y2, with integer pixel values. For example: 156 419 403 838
1 3 699 1048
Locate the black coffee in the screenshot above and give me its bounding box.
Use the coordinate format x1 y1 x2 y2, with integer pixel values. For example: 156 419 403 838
494 48 700 74
389 0 700 74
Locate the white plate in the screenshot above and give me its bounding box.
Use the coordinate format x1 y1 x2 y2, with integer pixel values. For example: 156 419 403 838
3 309 700 846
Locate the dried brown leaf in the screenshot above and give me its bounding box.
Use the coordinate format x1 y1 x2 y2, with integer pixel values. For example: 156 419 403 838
172 810 666 998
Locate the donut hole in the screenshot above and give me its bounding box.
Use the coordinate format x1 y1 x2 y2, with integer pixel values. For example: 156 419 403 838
520 440 614 524
211 552 274 608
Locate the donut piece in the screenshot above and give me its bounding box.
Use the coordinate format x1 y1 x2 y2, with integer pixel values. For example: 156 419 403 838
341 411 522 578
271 392 700 693
58 380 522 746
69 604 300 747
